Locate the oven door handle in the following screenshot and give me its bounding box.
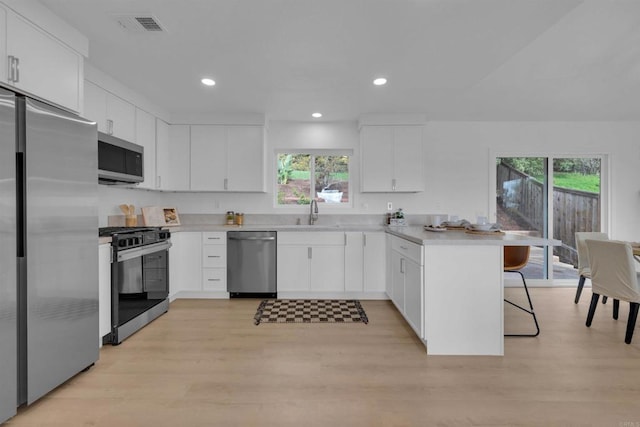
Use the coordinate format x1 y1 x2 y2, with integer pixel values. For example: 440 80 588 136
116 241 172 262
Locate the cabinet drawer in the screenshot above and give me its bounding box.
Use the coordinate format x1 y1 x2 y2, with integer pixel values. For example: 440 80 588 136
202 245 226 268
202 268 226 291
390 236 423 265
202 232 226 245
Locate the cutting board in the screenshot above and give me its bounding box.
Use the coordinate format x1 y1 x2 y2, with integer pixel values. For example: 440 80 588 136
142 206 180 226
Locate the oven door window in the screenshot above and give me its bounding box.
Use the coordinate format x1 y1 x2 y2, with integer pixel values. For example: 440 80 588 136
118 258 143 294
143 251 168 298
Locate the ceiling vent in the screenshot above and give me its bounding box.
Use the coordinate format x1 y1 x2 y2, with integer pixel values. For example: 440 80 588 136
113 14 166 33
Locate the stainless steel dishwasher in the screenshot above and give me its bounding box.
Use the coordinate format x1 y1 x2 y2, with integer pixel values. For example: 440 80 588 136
227 231 277 298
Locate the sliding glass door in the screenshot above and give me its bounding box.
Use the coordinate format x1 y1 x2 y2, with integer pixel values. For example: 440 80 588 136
496 156 603 282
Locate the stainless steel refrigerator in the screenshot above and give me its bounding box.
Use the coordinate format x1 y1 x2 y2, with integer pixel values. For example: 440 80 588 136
0 87 99 423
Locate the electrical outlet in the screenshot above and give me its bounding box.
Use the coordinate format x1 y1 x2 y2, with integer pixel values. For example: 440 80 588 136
387 202 393 211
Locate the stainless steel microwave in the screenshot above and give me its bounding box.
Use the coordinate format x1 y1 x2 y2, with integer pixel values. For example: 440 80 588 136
98 132 144 184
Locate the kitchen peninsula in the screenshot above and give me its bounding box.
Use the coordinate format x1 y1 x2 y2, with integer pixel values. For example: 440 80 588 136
386 226 561 356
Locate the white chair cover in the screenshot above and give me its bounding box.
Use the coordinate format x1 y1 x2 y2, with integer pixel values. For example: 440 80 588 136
587 240 640 303
575 232 608 278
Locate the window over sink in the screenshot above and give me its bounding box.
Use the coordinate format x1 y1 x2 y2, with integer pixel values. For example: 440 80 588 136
276 150 351 206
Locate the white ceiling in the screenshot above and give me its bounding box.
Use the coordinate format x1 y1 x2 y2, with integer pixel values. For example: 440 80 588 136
39 0 640 121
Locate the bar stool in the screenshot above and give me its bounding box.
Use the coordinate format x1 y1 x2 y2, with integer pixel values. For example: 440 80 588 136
504 246 540 337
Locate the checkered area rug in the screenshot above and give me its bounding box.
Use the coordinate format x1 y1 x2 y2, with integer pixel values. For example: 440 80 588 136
254 299 368 325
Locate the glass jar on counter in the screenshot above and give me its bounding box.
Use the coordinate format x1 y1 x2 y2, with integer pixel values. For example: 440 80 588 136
235 212 244 226
226 211 235 225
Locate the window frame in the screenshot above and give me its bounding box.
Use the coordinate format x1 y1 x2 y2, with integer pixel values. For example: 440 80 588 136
274 149 353 209
490 149 609 285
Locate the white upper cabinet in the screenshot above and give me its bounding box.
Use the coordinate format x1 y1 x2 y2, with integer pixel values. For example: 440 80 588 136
156 121 190 191
226 126 265 192
3 9 82 113
360 125 424 192
190 125 227 191
190 125 265 192
155 119 170 190
135 108 156 190
0 7 7 83
165 125 191 191
84 81 135 142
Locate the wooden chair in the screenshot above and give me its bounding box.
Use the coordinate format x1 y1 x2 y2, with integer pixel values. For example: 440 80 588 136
585 240 640 344
504 246 540 337
575 232 609 304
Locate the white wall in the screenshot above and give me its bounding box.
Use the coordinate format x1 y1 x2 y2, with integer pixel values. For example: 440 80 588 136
98 119 640 240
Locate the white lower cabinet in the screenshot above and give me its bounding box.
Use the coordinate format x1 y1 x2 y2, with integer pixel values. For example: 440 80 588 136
388 235 424 337
310 246 344 292
98 244 111 347
277 232 345 293
169 232 202 296
403 257 422 336
390 249 404 310
201 232 227 293
345 231 386 293
277 244 312 291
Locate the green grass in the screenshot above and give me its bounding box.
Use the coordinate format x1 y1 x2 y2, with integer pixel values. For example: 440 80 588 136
290 171 309 180
533 173 600 193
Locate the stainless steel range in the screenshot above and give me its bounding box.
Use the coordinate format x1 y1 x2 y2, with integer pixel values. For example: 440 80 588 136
99 227 171 345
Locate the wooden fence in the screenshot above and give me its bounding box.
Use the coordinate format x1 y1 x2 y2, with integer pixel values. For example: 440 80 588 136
497 162 600 266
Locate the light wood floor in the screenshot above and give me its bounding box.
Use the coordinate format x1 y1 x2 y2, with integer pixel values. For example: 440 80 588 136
6 288 640 427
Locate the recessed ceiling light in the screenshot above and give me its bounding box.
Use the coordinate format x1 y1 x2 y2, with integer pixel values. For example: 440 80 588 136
201 78 216 86
312 112 322 118
373 77 387 86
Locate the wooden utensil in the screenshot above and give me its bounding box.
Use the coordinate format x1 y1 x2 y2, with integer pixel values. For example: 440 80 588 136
119 204 129 215
129 205 135 215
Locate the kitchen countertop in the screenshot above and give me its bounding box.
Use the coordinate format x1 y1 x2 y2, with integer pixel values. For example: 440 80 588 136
98 224 560 247
98 224 386 244
386 226 562 246
165 224 387 233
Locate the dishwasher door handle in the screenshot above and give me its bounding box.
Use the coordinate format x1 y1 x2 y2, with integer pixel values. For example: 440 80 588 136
228 236 276 241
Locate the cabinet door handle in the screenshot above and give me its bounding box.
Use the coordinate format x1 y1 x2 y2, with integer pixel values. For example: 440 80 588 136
344 234 347 246
13 57 19 83
157 176 161 188
207 237 221 240
224 178 228 190
308 247 312 259
7 56 14 82
208 255 221 258
392 178 396 191
208 278 221 281
8 55 18 83
400 258 405 274
363 234 367 247
107 119 114 135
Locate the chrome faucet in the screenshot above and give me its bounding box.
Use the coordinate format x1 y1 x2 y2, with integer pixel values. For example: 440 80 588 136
309 199 319 225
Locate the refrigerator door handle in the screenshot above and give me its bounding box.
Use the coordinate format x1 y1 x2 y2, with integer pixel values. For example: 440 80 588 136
16 152 25 258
